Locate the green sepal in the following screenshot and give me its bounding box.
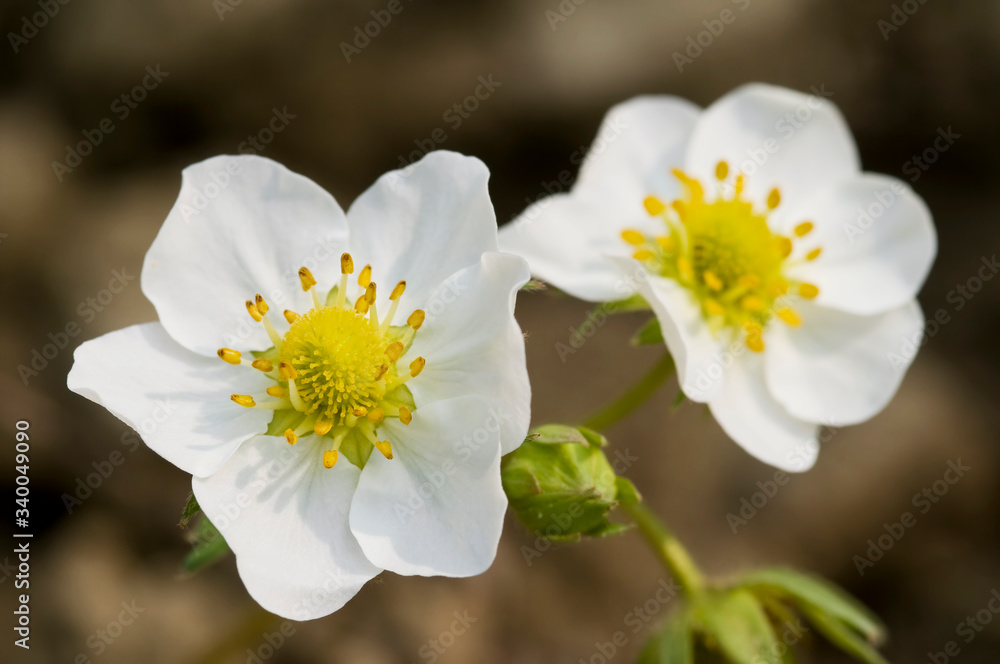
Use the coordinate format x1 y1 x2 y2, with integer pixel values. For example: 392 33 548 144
179 493 200 528
605 293 650 312
632 317 664 346
181 513 230 573
796 603 889 664
614 476 641 506
637 607 694 664
694 589 782 664
520 279 547 292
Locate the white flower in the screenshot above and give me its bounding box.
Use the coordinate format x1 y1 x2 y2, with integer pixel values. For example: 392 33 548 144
68 151 531 619
500 84 936 472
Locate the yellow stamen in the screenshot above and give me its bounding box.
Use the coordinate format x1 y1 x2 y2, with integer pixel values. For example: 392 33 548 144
341 253 354 274
353 406 368 417
322 449 339 468
254 294 269 315
375 440 393 460
314 419 333 436
284 429 298 445
398 405 412 425
703 270 723 291
741 295 765 312
385 341 404 362
390 281 406 301
777 308 802 327
794 221 814 237
656 235 676 251
738 274 761 289
407 309 425 330
409 356 426 377
633 249 654 261
266 386 286 398
366 407 384 424
298 267 317 291
643 196 665 216
715 160 729 181
251 358 273 373
231 394 255 408
806 247 822 261
246 300 262 322
217 348 242 365
354 294 370 315
704 299 724 316
284 309 300 324
745 334 765 353
767 188 781 210
775 236 793 258
677 256 694 281
374 363 389 381
798 283 820 299
364 282 377 305
358 264 372 288
621 229 645 245
734 174 745 196
278 361 297 381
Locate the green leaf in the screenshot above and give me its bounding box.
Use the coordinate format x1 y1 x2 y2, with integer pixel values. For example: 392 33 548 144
179 493 200 527
632 317 664 346
520 279 547 292
737 568 885 644
182 515 230 573
638 608 694 664
696 589 782 664
797 604 889 664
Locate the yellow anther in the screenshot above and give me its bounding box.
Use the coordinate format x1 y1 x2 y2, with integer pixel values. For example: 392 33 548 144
283 309 300 324
385 341 404 362
284 429 298 445
399 406 412 425
254 294 269 315
715 160 729 181
314 419 333 436
358 264 372 287
738 274 761 289
775 236 793 258
374 364 389 381
298 267 317 291
703 270 723 291
806 247 823 261
671 200 687 221
745 334 765 353
217 348 242 365
677 256 694 280
777 307 802 327
741 295 765 312
251 358 274 372
621 229 646 245
643 196 666 216
354 294 370 315
798 283 820 299
409 356 426 377
794 221 814 237
364 282 377 305
266 386 286 398
353 406 368 417
734 174 745 196
767 188 781 210
278 361 298 381
704 299 725 317
633 249 655 261
407 309 425 330
322 449 339 469
231 394 255 408
390 281 406 301
340 253 354 275
375 440 394 460
246 300 262 322
656 235 676 251
770 280 789 296
367 407 384 424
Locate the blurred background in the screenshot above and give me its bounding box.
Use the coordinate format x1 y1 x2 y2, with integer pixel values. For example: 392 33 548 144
2 0 999 662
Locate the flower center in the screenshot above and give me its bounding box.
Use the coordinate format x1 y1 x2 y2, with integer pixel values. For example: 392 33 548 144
623 162 822 352
218 253 426 469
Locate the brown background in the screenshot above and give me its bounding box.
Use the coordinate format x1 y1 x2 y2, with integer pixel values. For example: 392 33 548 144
2 0 999 662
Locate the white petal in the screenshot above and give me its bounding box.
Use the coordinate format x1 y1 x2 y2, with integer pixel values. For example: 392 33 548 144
67 323 272 478
499 195 635 302
192 436 380 620
607 257 725 403
143 155 349 357
406 252 531 455
783 174 937 315
575 95 702 210
708 352 820 472
345 151 499 310
685 83 860 214
765 300 924 426
349 396 506 578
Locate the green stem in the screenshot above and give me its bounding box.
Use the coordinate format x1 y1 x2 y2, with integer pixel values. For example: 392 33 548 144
621 500 705 596
582 354 674 431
